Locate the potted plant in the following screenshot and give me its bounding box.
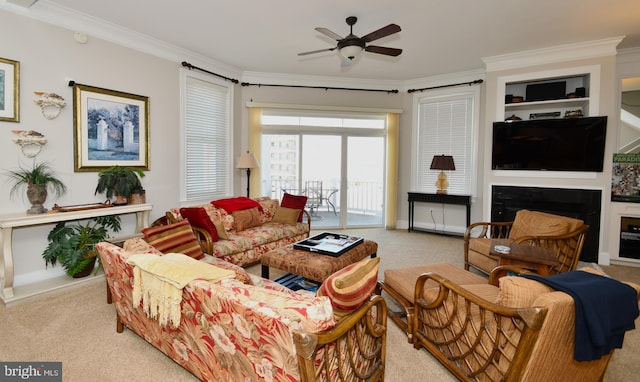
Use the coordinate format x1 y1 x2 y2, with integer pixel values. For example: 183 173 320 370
42 215 122 278
4 161 67 214
95 165 145 205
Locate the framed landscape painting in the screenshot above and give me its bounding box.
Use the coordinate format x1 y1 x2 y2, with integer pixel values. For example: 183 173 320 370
73 83 149 171
0 57 19 122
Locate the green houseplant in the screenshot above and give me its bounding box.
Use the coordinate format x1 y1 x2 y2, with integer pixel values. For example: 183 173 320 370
42 215 122 277
95 165 145 205
4 161 67 214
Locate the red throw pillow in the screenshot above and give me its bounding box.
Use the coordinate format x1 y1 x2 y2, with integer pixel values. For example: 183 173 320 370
281 193 308 222
211 197 262 214
179 207 218 242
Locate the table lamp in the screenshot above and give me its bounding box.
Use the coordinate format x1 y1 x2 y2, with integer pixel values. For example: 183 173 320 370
236 151 260 197
430 155 455 194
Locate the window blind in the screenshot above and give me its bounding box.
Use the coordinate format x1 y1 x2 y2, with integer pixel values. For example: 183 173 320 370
184 76 232 201
416 93 474 195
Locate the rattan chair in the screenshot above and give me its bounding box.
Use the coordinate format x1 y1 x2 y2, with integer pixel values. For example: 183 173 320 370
464 210 589 275
411 266 640 382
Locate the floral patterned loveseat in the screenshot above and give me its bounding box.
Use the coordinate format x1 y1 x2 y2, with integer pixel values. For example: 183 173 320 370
96 240 387 382
165 196 311 267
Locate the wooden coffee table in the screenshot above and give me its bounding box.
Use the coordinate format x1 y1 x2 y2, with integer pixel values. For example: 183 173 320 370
261 240 378 288
490 241 559 276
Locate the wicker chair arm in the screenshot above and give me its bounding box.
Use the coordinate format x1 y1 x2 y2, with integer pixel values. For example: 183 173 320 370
293 295 387 382
488 265 537 286
302 209 312 231
412 272 548 382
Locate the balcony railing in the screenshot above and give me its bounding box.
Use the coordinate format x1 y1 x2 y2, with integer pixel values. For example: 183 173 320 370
266 179 382 216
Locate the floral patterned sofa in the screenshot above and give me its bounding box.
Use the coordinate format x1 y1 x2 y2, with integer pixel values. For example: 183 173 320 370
165 196 311 267
96 240 387 382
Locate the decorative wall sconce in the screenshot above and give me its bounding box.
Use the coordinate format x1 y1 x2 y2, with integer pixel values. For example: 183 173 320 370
11 130 48 158
33 92 66 120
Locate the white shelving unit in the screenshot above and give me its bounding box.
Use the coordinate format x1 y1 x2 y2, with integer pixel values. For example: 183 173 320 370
0 203 152 303
496 65 600 122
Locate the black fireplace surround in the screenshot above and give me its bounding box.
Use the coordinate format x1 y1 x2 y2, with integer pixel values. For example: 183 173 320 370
491 186 601 263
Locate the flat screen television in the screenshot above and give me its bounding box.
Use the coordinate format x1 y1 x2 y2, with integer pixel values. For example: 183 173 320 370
492 116 607 172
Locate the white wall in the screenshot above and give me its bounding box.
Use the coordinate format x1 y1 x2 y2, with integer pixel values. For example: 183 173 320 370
0 11 181 285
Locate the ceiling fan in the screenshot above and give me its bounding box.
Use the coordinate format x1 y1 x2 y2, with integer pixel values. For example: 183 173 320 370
298 16 402 63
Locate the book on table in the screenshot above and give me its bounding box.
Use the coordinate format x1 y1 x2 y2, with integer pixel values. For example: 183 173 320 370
294 232 364 257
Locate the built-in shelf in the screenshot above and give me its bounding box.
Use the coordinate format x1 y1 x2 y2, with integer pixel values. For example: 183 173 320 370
0 203 152 303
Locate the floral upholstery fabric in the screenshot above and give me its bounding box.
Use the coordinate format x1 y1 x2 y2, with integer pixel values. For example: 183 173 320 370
169 197 309 266
96 241 336 382
261 241 379 283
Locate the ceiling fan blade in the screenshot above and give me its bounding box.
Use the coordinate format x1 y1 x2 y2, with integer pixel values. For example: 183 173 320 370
365 45 403 57
315 27 343 41
298 47 337 56
361 24 401 43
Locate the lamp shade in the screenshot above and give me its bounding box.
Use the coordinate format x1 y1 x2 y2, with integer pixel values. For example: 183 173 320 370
236 152 260 169
430 155 456 171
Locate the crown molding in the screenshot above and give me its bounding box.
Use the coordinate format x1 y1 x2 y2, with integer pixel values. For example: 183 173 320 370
482 37 624 72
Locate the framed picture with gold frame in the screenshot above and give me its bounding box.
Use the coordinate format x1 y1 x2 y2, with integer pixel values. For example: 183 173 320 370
0 57 20 123
73 83 149 171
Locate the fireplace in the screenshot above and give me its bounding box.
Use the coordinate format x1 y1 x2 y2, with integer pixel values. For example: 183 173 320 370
491 185 601 263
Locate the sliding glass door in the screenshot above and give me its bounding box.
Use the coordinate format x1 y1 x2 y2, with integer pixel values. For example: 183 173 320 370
260 111 386 229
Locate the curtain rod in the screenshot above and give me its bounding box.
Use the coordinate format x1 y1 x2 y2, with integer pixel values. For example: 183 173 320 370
181 61 239 84
407 79 484 93
240 82 399 94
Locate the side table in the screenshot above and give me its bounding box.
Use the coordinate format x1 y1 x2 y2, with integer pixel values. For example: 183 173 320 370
490 241 559 276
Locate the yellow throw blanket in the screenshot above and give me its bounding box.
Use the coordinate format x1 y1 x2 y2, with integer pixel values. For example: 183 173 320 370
127 253 235 328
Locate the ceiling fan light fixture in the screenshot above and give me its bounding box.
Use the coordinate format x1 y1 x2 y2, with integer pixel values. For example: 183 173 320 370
338 38 365 60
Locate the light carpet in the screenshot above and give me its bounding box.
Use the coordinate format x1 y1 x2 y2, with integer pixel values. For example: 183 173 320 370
0 228 638 381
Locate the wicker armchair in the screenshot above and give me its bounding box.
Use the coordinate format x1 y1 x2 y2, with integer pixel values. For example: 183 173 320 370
411 266 640 382
294 295 388 382
464 209 589 275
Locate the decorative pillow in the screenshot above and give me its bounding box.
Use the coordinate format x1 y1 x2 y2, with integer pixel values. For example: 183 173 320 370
211 197 262 214
281 193 308 222
213 219 229 240
200 255 253 285
141 220 204 260
123 237 164 256
179 207 219 242
271 207 301 225
232 207 262 231
317 257 380 317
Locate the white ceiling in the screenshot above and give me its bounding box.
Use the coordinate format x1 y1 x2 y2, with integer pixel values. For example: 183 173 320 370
6 0 640 82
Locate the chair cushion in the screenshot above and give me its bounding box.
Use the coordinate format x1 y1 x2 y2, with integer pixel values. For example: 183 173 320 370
509 209 584 239
384 263 487 303
180 207 219 241
271 207 301 225
317 257 380 317
232 207 262 231
141 220 205 260
281 193 308 222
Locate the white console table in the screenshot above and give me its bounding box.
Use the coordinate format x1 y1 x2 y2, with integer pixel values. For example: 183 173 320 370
0 203 152 303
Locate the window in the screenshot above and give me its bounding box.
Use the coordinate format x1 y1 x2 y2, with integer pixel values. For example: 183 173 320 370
414 87 479 195
181 70 233 202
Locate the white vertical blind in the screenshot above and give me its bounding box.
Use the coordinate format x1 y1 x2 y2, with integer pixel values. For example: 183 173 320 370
416 92 475 195
184 76 232 201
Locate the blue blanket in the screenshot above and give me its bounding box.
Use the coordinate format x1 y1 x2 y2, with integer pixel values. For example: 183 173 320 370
523 271 639 361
